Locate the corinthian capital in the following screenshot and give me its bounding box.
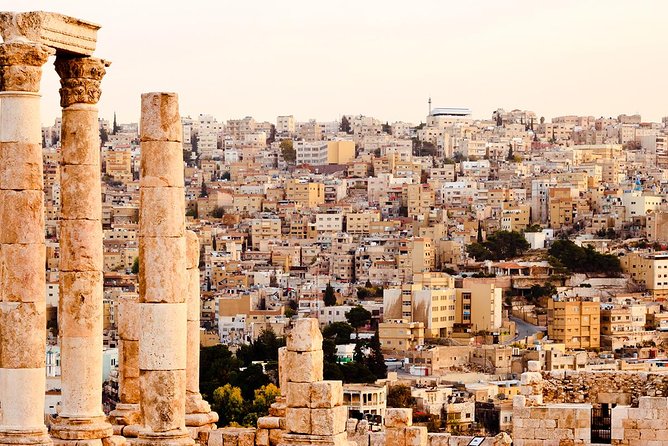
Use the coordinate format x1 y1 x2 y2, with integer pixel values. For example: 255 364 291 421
55 56 111 107
0 41 54 92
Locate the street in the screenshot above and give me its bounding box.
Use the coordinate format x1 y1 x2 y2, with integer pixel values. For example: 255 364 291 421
505 316 545 345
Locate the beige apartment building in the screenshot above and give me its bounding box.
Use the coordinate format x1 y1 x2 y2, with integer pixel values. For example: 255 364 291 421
402 183 435 220
285 179 325 207
232 194 263 214
346 211 381 235
621 251 668 298
378 319 425 352
249 218 281 249
327 140 355 164
646 211 668 243
455 282 503 333
500 203 530 232
383 273 456 338
105 148 132 182
547 298 600 349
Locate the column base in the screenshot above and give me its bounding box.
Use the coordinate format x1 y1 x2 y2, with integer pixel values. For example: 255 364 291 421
108 404 141 426
278 432 350 446
185 394 211 415
52 440 101 446
49 417 113 441
185 412 218 428
134 428 194 446
0 427 52 446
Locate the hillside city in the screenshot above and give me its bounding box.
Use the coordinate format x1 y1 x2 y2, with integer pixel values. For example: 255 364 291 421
39 104 668 440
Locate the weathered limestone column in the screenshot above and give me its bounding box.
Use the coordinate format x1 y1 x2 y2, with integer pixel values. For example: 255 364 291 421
185 231 218 435
0 40 54 446
49 55 113 446
136 92 193 446
108 296 142 427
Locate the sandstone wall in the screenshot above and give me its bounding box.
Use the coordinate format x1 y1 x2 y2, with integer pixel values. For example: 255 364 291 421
540 371 668 406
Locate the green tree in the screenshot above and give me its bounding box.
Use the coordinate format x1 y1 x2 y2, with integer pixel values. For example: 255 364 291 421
387 384 415 408
251 383 280 415
506 145 514 161
548 240 621 276
212 206 225 218
200 182 208 198
365 329 387 380
466 230 529 261
235 363 271 401
322 322 354 344
112 112 120 135
346 306 372 335
280 139 296 163
131 257 139 274
340 116 352 134
212 384 244 427
99 127 108 145
339 362 376 383
323 283 337 306
524 224 542 233
199 344 243 400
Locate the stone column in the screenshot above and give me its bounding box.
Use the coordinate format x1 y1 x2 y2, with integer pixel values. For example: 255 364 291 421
0 40 53 446
136 92 192 446
108 297 142 427
280 318 351 446
49 55 113 446
185 231 218 434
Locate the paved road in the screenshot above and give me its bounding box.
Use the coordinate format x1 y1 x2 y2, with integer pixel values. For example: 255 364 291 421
505 316 545 345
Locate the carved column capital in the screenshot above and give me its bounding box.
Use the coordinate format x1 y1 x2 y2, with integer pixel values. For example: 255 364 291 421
54 56 110 108
0 41 53 92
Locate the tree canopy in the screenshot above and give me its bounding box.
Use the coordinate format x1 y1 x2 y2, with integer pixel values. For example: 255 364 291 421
548 240 621 276
346 306 371 332
323 283 337 306
322 322 354 345
280 139 295 163
387 384 415 408
212 384 245 427
466 230 530 261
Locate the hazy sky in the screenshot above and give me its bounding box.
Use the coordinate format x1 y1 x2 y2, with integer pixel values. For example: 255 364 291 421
7 1 668 126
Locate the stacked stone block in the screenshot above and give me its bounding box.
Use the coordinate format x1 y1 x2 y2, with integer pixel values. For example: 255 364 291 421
612 396 668 445
0 39 54 446
109 296 142 428
519 361 544 406
208 428 256 446
185 230 219 440
382 409 427 446
136 92 193 446
512 395 591 446
276 318 351 446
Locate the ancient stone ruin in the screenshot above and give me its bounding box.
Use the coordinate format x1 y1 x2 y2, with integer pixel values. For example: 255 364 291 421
3 9 668 446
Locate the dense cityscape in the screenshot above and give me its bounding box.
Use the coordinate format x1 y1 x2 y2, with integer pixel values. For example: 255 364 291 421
3 5 668 446
43 104 668 443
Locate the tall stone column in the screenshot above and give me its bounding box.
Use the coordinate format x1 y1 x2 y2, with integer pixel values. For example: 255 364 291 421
109 297 142 428
185 231 218 435
49 55 113 446
0 40 54 446
136 92 193 446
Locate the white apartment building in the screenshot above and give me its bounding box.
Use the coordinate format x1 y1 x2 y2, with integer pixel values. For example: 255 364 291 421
295 140 328 166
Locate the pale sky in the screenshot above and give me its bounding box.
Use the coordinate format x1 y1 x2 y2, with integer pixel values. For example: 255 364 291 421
6 0 668 126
